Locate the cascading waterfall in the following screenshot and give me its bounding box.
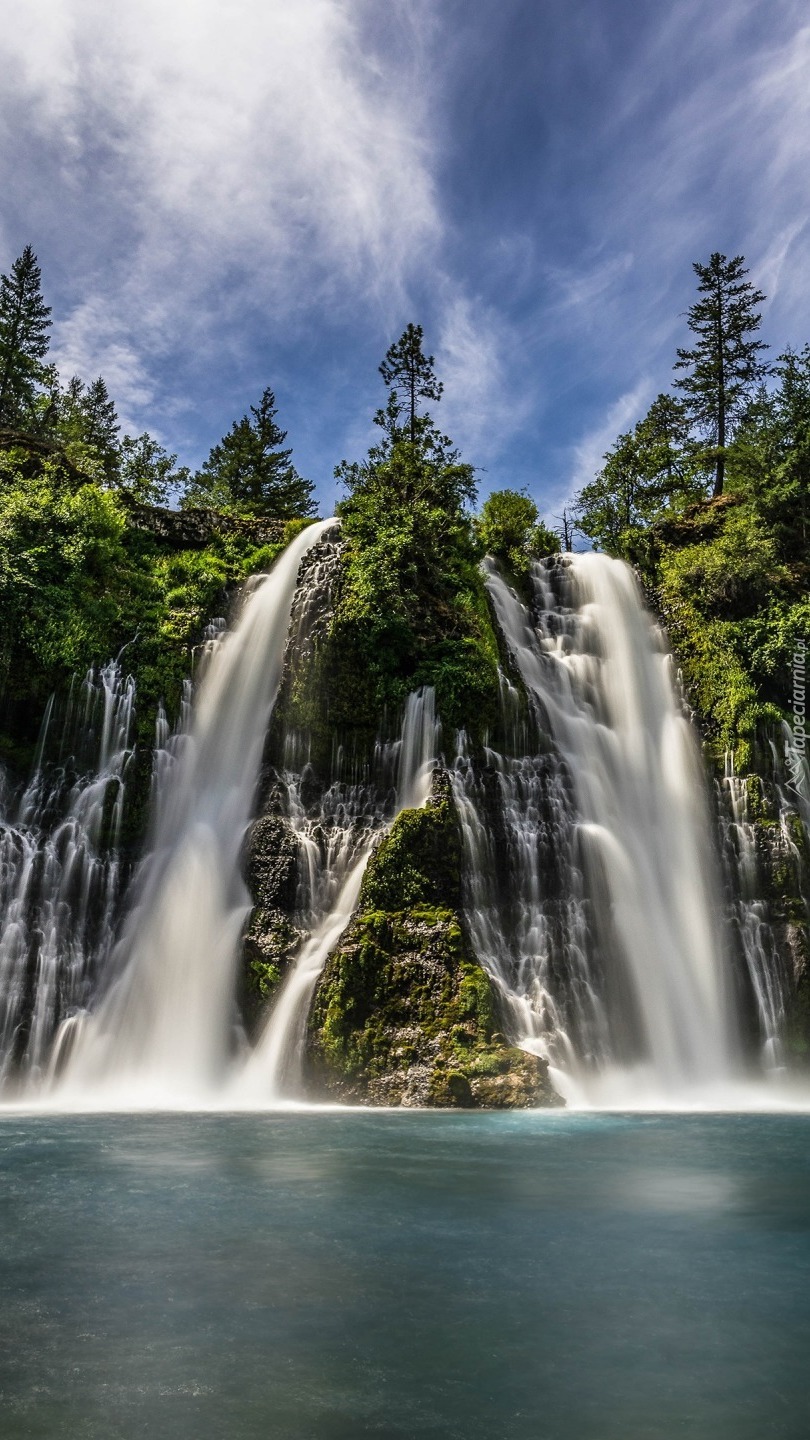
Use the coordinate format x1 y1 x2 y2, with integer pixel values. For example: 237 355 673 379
59 519 337 1102
718 760 788 1071
241 688 438 1101
0 664 134 1088
455 553 740 1104
452 733 605 1081
0 518 803 1111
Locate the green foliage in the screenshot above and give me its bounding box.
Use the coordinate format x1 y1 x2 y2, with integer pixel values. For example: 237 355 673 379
329 324 499 737
182 387 315 518
0 442 299 767
655 495 800 764
674 252 769 496
359 775 463 913
118 432 190 505
575 393 704 557
0 246 51 428
477 488 560 574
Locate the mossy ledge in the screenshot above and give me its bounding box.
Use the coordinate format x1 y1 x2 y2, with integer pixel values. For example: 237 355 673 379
305 769 560 1108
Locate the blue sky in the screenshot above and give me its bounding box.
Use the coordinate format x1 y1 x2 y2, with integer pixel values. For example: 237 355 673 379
1 0 808 520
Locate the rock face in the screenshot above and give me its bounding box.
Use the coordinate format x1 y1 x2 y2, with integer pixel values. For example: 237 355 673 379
241 813 304 1034
305 770 560 1108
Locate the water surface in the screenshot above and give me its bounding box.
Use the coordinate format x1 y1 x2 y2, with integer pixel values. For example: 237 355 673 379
1 1111 808 1438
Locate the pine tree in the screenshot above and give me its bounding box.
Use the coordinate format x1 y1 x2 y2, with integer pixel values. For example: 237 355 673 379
674 253 768 497
378 323 443 446
82 377 119 454
0 246 52 428
183 388 315 517
82 377 120 481
55 374 120 482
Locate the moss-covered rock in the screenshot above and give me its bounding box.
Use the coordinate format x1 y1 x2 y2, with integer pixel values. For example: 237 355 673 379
306 770 560 1108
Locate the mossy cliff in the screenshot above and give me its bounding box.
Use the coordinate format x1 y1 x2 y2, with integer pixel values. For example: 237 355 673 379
305 770 558 1108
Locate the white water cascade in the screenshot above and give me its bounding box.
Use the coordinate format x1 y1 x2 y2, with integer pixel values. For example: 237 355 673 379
455 553 741 1105
59 519 336 1103
241 687 438 1101
0 664 135 1089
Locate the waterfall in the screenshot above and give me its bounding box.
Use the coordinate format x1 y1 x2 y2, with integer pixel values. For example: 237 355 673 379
0 663 134 1089
718 763 788 1072
240 687 438 1101
455 553 740 1104
59 519 336 1103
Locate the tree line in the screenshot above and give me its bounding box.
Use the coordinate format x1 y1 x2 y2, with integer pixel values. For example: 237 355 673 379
0 243 558 571
0 245 315 518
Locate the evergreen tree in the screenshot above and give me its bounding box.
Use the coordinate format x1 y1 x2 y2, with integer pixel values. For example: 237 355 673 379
183 388 315 517
674 253 768 497
82 377 119 454
734 346 810 561
377 323 444 446
338 323 475 519
82 377 120 481
336 324 477 647
55 374 120 482
0 246 52 428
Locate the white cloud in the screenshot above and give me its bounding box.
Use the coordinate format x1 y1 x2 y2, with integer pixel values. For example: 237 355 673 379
436 292 533 465
0 0 442 419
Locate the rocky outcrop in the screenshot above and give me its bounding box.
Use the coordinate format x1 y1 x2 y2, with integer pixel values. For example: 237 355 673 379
122 497 289 551
305 770 560 1108
240 813 304 1033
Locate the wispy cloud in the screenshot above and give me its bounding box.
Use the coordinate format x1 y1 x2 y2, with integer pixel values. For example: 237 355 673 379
436 292 534 466
0 0 442 420
1 1 808 504
561 381 652 514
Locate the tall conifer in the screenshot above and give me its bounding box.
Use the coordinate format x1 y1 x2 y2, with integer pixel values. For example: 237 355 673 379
675 253 768 496
0 246 52 427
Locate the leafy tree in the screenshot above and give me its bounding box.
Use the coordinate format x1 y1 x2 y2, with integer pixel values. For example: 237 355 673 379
0 246 52 428
478 489 560 574
182 388 315 517
377 322 443 446
574 393 701 556
674 253 768 497
119 433 190 506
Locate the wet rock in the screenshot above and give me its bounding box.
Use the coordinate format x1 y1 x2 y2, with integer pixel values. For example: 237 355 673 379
305 771 562 1109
